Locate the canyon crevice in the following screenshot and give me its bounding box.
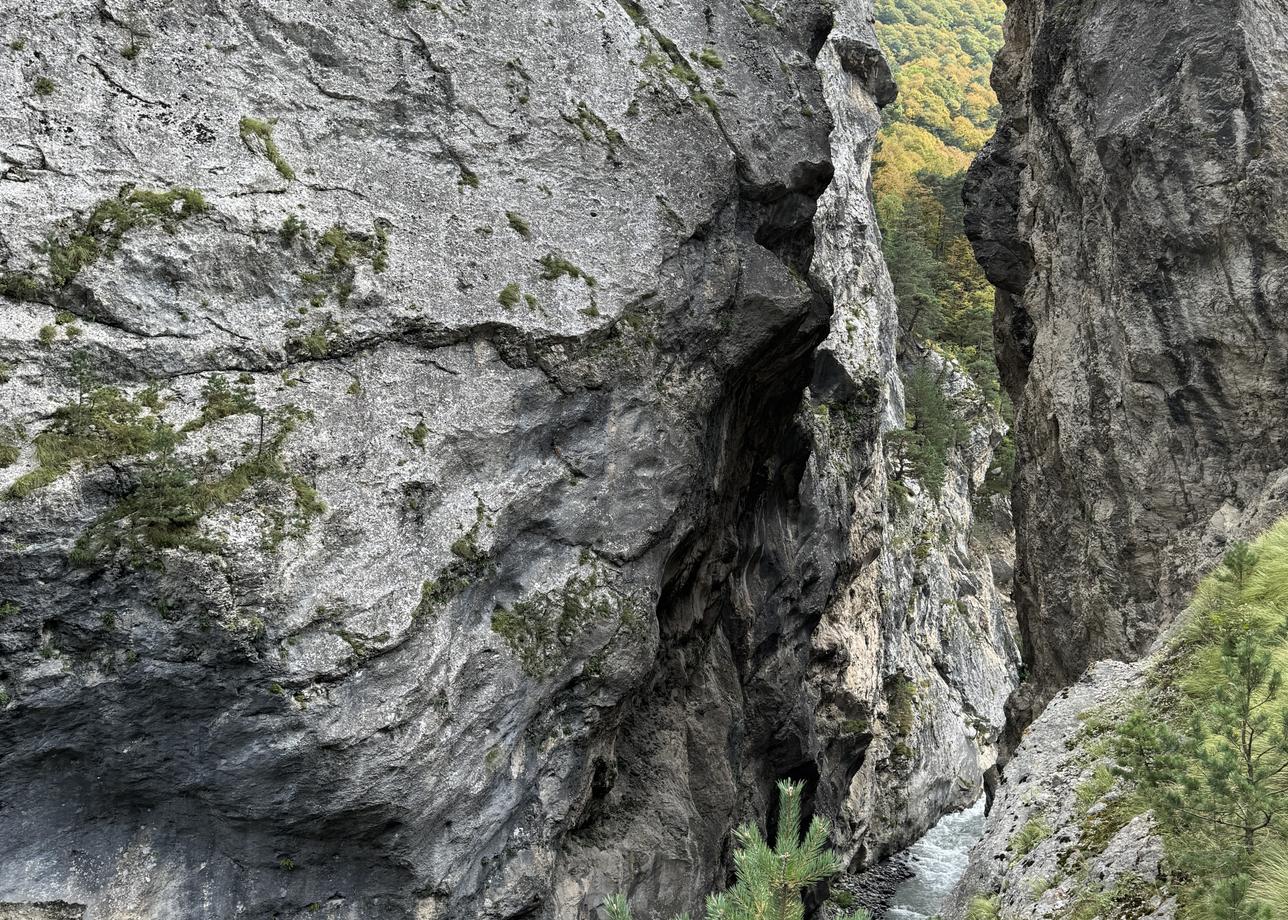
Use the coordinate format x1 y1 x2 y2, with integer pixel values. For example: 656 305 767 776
0 2 1015 919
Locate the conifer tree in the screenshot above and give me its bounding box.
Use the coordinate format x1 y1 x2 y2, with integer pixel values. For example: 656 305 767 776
604 780 870 920
1113 542 1288 919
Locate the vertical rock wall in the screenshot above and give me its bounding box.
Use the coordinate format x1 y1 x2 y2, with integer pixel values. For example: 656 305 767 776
968 0 1288 715
0 2 1014 918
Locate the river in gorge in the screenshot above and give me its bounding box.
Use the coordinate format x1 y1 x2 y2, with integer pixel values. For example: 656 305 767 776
883 798 986 920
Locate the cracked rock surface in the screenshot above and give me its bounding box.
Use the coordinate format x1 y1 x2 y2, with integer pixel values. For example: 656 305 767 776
943 660 1176 920
968 0 1288 716
0 2 1015 918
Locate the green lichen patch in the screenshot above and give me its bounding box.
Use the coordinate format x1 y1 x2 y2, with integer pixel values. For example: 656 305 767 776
538 253 597 288
491 569 644 678
563 101 626 164
33 75 55 96
238 116 296 181
413 521 494 621
505 211 532 240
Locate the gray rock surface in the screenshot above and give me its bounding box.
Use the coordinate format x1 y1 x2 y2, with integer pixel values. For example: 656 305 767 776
0 2 1014 918
967 0 1288 716
944 660 1175 920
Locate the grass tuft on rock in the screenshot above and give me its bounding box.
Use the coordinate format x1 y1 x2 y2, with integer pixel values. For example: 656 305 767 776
238 116 296 180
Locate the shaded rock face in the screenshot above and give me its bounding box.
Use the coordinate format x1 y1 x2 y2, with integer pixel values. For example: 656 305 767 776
0 2 1014 918
968 0 1288 714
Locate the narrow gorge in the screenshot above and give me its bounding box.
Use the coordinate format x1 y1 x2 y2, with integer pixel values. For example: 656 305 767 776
0 1 1283 920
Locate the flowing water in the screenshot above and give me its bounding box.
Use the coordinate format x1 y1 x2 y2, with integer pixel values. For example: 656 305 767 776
884 798 986 920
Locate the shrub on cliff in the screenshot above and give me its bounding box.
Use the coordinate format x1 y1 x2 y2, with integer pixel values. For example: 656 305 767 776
1110 526 1288 919
604 780 870 920
888 363 968 500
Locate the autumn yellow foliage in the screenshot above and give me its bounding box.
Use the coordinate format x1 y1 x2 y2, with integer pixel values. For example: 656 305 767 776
874 0 1012 497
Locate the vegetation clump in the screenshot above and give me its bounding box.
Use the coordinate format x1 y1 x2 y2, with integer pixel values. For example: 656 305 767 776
292 221 390 313
404 419 429 449
238 116 296 180
886 362 967 500
0 186 207 300
5 355 321 564
563 101 626 163
491 568 642 678
1008 815 1051 861
71 403 321 564
413 521 494 622
505 211 532 240
964 894 1001 920
743 2 778 26
606 780 870 920
7 381 175 499
539 252 597 288
33 76 55 96
498 282 522 309
183 374 259 431
1101 524 1288 918
286 314 341 360
279 214 307 246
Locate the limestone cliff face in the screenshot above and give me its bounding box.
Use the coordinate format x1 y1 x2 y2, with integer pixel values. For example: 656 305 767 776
944 660 1176 920
968 0 1288 715
0 2 1013 918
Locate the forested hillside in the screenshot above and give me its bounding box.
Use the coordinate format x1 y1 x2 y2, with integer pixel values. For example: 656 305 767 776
874 0 1009 495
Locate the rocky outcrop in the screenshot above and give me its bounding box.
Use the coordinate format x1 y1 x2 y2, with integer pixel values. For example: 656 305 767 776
0 2 1013 918
943 660 1176 920
824 345 1018 866
967 0 1288 716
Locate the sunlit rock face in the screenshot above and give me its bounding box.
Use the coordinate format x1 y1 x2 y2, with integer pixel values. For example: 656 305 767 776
967 0 1288 718
0 2 1014 917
